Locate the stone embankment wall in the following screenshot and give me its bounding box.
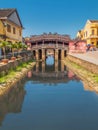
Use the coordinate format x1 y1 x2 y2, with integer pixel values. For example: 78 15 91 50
0 56 32 74
0 62 35 96
67 54 98 74
0 55 35 96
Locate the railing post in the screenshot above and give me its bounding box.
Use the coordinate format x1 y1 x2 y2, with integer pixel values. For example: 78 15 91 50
63 42 64 48
36 42 38 48
42 40 44 47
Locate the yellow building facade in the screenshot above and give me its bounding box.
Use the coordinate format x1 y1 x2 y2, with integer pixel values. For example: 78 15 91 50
0 8 23 43
77 20 98 47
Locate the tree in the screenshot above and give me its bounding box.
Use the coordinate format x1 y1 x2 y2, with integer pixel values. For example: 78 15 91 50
0 41 9 59
16 42 23 57
10 43 17 57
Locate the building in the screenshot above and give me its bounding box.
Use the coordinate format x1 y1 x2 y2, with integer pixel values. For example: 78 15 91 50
0 8 23 43
77 20 98 47
69 40 87 53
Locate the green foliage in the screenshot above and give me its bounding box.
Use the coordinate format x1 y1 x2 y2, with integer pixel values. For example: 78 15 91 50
22 44 27 50
0 61 33 83
9 43 17 57
0 41 9 59
95 76 98 82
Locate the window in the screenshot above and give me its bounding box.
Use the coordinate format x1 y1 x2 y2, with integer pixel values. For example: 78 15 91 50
13 27 16 34
92 29 94 35
7 24 11 32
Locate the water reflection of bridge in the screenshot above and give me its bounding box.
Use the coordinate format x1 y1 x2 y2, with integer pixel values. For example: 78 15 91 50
27 61 80 83
36 61 66 73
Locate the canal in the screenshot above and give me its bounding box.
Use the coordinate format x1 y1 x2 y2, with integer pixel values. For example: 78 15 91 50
0 56 98 130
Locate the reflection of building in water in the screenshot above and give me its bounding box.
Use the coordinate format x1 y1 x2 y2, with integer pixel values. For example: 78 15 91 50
27 61 80 84
82 81 97 93
0 80 26 126
55 60 58 72
68 70 76 79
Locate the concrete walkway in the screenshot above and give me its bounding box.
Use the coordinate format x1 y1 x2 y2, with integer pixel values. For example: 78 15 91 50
68 51 98 65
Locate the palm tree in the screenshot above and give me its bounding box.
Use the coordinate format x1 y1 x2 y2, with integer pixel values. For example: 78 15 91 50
10 43 17 57
0 41 9 59
16 42 23 57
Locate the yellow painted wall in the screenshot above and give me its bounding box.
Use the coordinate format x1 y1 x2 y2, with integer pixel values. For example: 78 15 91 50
0 20 22 43
5 21 22 42
0 20 4 35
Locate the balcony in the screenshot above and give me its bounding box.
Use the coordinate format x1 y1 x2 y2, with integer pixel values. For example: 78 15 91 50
89 34 98 39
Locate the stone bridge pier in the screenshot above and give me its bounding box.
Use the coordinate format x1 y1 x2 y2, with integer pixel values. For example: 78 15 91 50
35 48 66 61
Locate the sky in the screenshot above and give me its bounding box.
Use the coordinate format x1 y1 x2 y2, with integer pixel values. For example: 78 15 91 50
0 0 98 38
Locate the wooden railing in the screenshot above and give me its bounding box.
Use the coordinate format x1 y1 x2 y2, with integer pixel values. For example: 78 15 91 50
31 44 68 49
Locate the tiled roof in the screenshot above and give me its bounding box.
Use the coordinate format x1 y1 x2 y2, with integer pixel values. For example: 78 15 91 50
89 20 98 23
0 8 23 28
0 8 15 18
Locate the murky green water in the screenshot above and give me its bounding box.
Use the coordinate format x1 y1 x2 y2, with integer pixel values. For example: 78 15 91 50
0 56 98 130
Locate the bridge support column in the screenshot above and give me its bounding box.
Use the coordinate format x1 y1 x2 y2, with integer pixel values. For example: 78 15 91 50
42 49 45 61
55 60 58 72
61 61 64 72
36 50 39 61
55 49 58 61
61 49 64 60
36 62 39 72
42 62 45 73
